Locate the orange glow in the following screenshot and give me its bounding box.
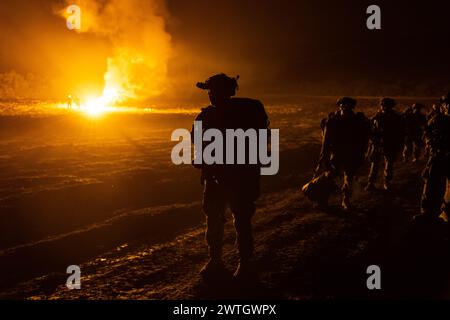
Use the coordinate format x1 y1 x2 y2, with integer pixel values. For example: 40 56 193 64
58 0 172 106
79 87 120 117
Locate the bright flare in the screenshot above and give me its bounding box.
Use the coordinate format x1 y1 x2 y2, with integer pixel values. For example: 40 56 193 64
81 87 120 117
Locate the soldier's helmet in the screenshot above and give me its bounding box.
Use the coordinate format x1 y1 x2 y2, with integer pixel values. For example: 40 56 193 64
380 97 396 108
196 73 239 97
337 97 357 109
412 103 425 111
440 92 450 105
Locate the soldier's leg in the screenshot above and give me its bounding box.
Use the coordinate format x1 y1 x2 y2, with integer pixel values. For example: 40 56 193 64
229 195 257 279
342 170 353 210
229 189 256 262
383 154 396 190
444 170 450 218
443 178 450 219
413 136 423 162
202 179 227 261
420 158 447 219
403 137 412 162
366 153 380 190
424 140 430 159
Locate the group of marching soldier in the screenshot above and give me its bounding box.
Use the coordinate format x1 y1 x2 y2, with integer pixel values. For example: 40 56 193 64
192 73 450 280
314 93 450 224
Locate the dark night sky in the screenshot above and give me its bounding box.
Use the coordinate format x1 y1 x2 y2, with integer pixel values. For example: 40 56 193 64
167 0 450 95
1 0 449 100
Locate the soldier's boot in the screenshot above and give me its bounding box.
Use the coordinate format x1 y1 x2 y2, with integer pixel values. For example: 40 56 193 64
200 247 228 279
234 238 256 281
438 202 450 224
413 213 444 225
413 209 445 226
200 258 226 276
233 258 255 280
341 195 351 210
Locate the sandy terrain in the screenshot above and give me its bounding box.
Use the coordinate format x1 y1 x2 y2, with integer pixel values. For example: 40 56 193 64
1 97 448 299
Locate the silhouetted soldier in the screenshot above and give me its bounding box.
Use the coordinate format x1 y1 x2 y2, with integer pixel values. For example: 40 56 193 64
67 94 73 109
366 98 405 191
425 104 443 158
318 97 371 209
403 103 427 162
415 93 450 223
427 104 442 122
192 73 269 280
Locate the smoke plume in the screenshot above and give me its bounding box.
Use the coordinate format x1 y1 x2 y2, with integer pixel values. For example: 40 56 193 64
61 0 172 102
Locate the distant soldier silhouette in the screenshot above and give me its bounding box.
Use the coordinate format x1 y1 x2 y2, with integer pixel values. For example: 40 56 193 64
403 103 427 162
415 93 450 223
67 94 73 109
366 98 405 191
316 97 371 210
192 73 269 280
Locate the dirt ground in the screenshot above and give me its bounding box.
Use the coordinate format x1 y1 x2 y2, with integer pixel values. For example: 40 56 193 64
0 98 447 300
3 156 449 300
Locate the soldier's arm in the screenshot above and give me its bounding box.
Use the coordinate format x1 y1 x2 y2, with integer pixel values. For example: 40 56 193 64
369 116 380 144
256 102 273 164
320 118 327 132
315 124 333 175
190 121 196 142
320 121 332 162
423 117 437 142
191 109 210 171
255 100 269 129
190 107 209 141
